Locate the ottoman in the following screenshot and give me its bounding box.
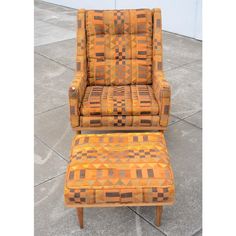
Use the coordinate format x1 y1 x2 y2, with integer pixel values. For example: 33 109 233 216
64 132 175 228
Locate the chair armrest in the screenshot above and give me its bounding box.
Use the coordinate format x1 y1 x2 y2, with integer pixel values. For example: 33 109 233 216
152 9 170 126
153 72 171 127
69 9 87 128
69 74 87 128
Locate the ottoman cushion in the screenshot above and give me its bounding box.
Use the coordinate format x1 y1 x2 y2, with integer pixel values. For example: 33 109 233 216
64 132 175 206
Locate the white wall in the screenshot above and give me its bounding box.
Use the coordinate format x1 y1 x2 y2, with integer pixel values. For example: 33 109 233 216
43 0 202 40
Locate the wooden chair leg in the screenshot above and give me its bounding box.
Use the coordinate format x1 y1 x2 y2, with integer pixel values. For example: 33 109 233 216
156 206 163 226
76 208 84 229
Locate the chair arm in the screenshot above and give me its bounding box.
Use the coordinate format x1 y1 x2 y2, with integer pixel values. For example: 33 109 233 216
153 72 171 127
69 73 87 128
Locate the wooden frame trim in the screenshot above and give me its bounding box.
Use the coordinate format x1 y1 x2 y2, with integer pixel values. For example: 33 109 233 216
66 199 174 208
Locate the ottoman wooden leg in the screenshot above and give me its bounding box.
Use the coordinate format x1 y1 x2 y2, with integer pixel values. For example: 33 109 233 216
156 206 163 226
76 208 84 228
77 131 81 134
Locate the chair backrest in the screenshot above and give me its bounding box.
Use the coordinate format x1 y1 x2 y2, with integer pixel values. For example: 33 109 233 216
85 9 154 86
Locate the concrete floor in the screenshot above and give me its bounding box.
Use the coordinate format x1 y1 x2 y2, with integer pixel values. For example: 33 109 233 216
34 1 202 235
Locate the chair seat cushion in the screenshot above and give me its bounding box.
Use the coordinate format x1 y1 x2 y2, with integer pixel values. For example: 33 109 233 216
64 132 175 205
80 85 159 116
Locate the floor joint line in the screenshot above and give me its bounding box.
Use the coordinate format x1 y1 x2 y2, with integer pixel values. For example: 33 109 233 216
169 111 202 129
34 135 69 163
35 103 67 116
36 18 75 31
34 172 66 187
35 37 76 48
171 110 201 120
35 51 74 71
164 59 201 72
168 118 182 127
127 207 167 236
181 118 202 129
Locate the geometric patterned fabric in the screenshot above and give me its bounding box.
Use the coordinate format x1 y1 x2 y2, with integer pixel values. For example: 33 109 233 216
79 115 160 127
80 85 159 116
79 84 160 127
86 9 153 85
68 8 171 129
64 132 175 205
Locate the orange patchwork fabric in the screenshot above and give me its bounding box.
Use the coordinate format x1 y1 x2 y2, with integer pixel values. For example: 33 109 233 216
69 10 87 127
68 8 171 130
86 9 153 85
80 116 160 127
88 58 152 85
80 85 158 116
64 133 175 205
152 9 171 126
86 9 152 35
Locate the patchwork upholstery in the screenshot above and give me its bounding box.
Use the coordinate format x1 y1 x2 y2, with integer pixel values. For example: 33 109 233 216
81 85 158 116
69 9 87 127
152 9 171 127
64 133 175 205
153 72 171 127
86 9 152 85
80 116 160 127
69 8 171 129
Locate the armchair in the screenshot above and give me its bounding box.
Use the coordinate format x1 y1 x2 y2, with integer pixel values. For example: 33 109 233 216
69 8 171 131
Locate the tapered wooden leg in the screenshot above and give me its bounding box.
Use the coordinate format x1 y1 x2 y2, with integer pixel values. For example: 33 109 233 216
156 206 163 226
76 208 84 229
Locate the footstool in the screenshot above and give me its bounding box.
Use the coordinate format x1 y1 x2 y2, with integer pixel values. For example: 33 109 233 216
64 132 175 228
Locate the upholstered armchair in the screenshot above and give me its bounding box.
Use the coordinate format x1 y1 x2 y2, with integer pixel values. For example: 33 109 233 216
69 8 171 132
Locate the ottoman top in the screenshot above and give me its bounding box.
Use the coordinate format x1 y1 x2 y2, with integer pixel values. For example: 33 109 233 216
65 132 175 205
